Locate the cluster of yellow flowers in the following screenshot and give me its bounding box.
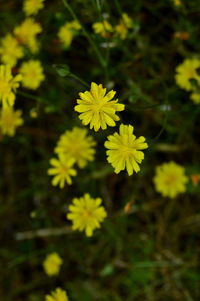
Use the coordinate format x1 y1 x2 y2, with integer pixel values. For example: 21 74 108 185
175 58 200 104
0 0 45 137
93 13 134 40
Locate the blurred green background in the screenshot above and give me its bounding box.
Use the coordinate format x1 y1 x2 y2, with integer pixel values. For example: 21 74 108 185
0 0 200 300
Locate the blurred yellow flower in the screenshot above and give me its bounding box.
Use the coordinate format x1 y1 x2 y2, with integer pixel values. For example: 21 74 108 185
173 0 181 6
0 64 22 107
93 20 113 38
14 18 42 53
105 124 148 175
190 91 200 104
45 288 69 301
122 13 132 28
55 127 96 168
20 60 45 90
67 193 107 237
0 34 24 67
43 253 63 277
23 0 45 16
47 155 77 188
175 58 200 91
58 21 81 48
115 13 133 40
153 161 188 198
0 106 23 136
75 82 125 131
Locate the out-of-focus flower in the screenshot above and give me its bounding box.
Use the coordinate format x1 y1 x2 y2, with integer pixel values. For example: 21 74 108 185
190 91 200 104
173 0 181 6
14 18 42 53
47 155 77 188
20 60 45 90
0 34 24 67
23 0 45 16
93 20 113 38
75 82 125 131
67 193 107 237
45 288 69 301
190 174 200 186
43 253 63 277
0 64 22 107
0 106 23 136
174 31 189 40
105 124 148 175
55 127 96 168
175 58 200 91
58 21 81 48
153 161 188 198
115 13 133 39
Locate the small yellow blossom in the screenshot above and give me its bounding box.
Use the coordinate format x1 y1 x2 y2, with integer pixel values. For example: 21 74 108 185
115 13 133 40
173 0 181 6
47 155 77 188
75 82 125 131
67 193 107 237
23 0 45 16
122 13 133 28
0 106 23 136
58 21 81 48
30 108 38 118
0 65 22 107
20 60 45 90
105 124 148 176
175 58 200 91
0 34 24 67
55 127 96 168
93 20 113 38
45 288 69 301
43 253 63 277
153 161 188 198
190 91 200 104
14 18 42 53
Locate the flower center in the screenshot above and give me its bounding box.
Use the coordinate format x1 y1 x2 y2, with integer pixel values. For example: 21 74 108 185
165 175 176 185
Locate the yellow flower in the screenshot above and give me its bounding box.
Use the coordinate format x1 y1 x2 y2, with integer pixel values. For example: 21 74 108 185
75 82 125 131
0 64 22 107
190 91 200 104
0 106 23 136
175 58 200 91
20 60 45 90
67 193 107 237
0 34 24 67
93 20 113 38
23 0 45 16
45 288 69 301
14 18 42 53
122 13 132 28
55 127 96 168
115 13 132 40
43 253 63 276
153 161 188 198
173 0 181 6
47 155 77 188
115 21 128 40
105 124 148 176
58 21 81 48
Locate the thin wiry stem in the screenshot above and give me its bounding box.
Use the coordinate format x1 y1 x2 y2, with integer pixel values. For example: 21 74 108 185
62 0 106 67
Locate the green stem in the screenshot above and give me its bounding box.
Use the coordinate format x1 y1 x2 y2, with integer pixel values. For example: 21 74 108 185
62 0 106 67
17 91 42 102
70 72 90 88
